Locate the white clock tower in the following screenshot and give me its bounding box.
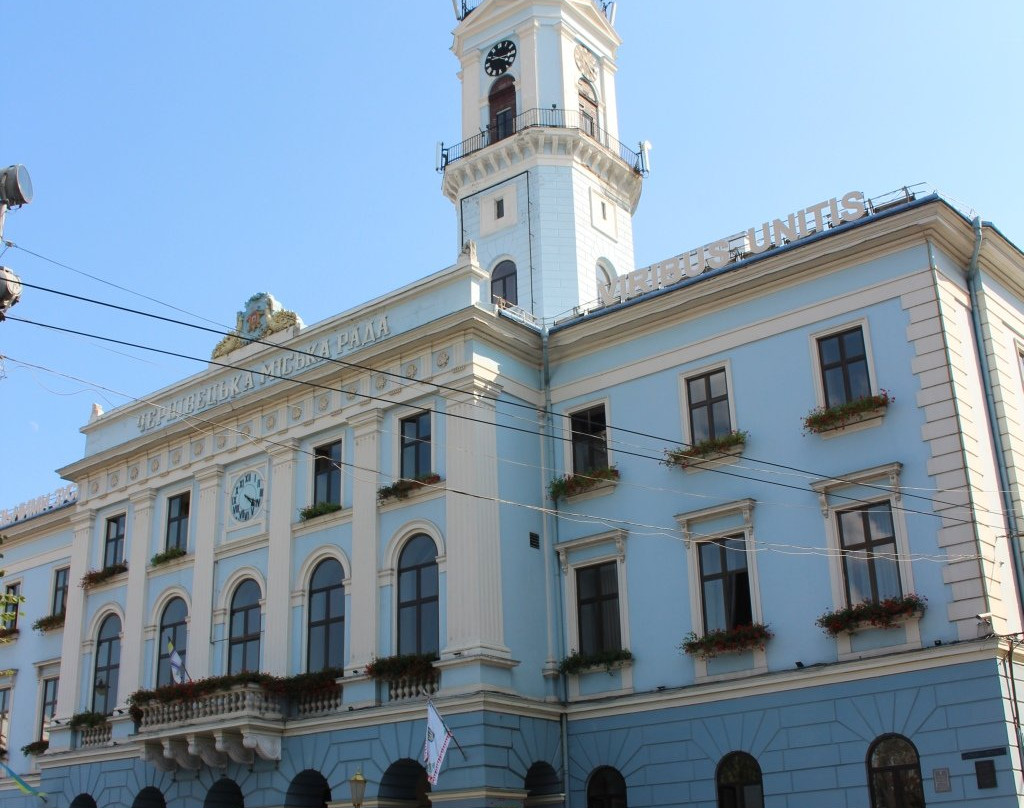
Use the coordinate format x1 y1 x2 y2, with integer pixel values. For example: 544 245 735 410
442 0 646 322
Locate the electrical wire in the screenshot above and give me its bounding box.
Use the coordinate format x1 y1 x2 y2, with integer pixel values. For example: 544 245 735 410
4 272 1017 530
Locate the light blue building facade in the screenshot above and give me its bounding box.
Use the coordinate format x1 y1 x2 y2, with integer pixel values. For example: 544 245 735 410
3 1 1024 807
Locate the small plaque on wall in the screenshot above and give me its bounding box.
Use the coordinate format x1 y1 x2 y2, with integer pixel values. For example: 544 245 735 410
932 768 951 793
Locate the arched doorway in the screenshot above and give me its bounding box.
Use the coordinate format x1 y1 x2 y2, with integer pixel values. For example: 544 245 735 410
286 769 332 808
205 777 245 808
380 758 431 807
132 786 168 808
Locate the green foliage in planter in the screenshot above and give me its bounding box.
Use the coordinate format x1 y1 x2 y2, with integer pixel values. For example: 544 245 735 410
128 667 344 712
32 611 66 632
299 501 344 521
21 739 49 756
364 653 438 682
377 473 442 504
816 594 926 636
69 711 108 730
547 466 620 501
803 391 893 434
681 623 773 659
80 561 128 589
0 626 19 640
557 647 633 675
664 430 748 468
151 546 188 567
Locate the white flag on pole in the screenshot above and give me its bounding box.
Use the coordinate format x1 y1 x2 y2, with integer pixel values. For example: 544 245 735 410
423 700 454 785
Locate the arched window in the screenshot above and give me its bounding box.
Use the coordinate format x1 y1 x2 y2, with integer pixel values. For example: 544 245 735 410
587 766 626 808
229 579 262 674
578 79 598 138
308 559 345 672
397 534 439 656
491 260 518 306
717 752 763 808
489 76 517 142
868 735 926 808
596 261 614 291
93 614 122 714
157 597 189 686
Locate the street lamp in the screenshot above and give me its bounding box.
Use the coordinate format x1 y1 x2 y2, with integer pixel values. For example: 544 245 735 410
349 770 367 808
0 164 32 320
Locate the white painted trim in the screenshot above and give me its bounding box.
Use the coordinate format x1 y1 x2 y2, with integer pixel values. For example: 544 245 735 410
677 360 737 448
675 500 765 680
806 317 880 409
561 397 613 475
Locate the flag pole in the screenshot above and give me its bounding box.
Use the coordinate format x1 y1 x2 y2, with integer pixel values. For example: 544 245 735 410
426 697 468 760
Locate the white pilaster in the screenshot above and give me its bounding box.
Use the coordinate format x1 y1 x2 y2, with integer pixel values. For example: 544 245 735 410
120 490 157 698
444 381 509 658
188 466 222 678
264 441 298 675
53 509 94 737
349 412 382 670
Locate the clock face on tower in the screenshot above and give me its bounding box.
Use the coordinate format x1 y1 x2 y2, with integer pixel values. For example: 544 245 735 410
485 39 517 76
230 470 265 522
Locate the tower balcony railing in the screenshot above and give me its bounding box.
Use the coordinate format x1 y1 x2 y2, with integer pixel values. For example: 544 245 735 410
440 107 645 173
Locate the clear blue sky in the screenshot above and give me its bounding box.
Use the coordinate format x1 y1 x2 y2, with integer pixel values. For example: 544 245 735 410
2 0 1022 510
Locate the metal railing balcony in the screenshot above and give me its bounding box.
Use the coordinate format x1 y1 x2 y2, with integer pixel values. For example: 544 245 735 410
440 108 646 173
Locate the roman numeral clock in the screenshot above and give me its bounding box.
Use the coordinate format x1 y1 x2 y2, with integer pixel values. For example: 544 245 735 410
484 39 516 76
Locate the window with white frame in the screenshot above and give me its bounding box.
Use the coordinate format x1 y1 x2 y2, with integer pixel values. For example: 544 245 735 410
93 614 122 715
816 325 871 408
104 513 126 568
810 463 913 611
556 530 630 661
3 582 20 633
686 367 733 444
569 404 609 474
0 686 9 757
39 676 58 742
677 500 761 639
400 411 432 480
51 567 70 617
313 440 342 506
165 492 190 553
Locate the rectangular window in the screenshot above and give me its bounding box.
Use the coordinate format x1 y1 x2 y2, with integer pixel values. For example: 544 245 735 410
4 583 20 631
104 514 126 568
0 687 9 756
576 561 621 656
687 369 732 443
165 493 190 552
817 326 871 408
400 411 431 479
698 536 752 632
570 405 609 474
51 567 70 616
313 440 342 505
39 677 58 742
495 198 505 219
837 502 901 605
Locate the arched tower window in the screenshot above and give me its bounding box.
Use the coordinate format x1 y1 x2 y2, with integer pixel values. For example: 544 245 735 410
716 752 763 808
489 76 517 142
397 534 439 656
229 578 262 674
867 735 926 808
157 597 188 686
578 79 598 138
93 614 122 714
491 260 518 307
308 558 345 672
586 766 626 808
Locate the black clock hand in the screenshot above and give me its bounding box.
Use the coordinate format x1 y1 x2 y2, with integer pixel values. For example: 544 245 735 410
245 494 257 507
